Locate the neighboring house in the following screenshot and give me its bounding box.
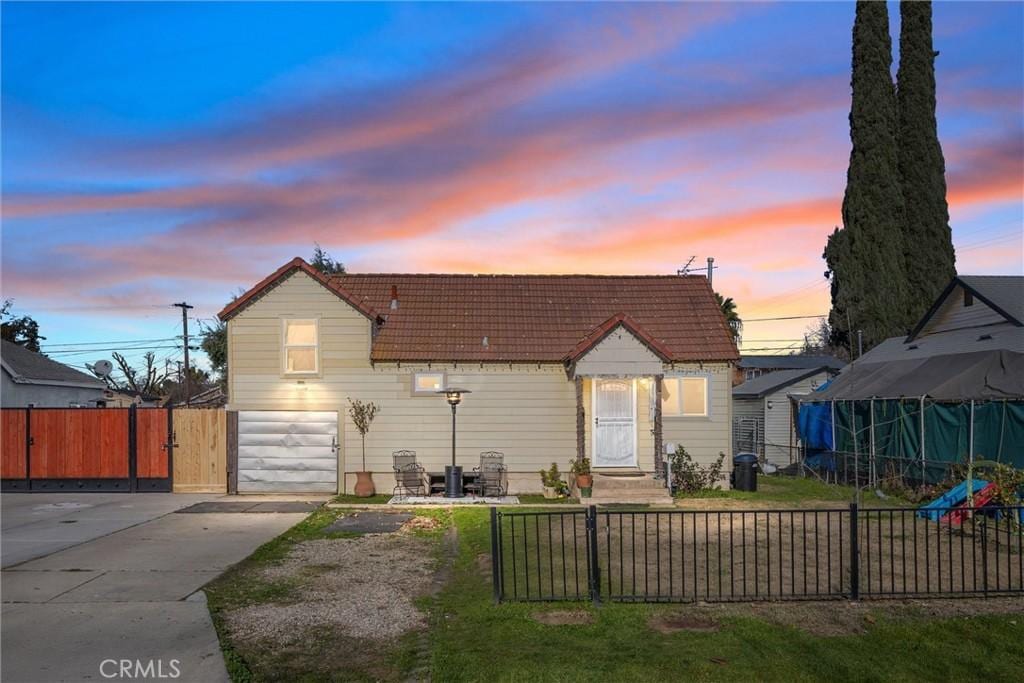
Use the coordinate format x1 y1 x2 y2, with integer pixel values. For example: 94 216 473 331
732 367 836 467
801 275 1024 478
101 388 164 408
1 340 106 407
733 354 846 386
219 258 739 494
170 385 227 408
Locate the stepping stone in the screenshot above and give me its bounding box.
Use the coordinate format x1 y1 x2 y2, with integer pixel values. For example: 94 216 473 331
325 511 413 534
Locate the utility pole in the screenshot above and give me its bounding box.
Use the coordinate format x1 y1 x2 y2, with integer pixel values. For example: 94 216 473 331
173 302 194 406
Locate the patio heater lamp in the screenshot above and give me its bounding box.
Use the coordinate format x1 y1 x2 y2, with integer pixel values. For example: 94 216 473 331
439 388 471 498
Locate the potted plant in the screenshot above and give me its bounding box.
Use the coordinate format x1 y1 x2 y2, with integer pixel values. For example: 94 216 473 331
539 462 567 499
348 398 379 497
571 457 593 498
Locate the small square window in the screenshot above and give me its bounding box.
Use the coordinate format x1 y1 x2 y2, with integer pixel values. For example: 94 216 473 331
282 319 319 374
412 372 446 396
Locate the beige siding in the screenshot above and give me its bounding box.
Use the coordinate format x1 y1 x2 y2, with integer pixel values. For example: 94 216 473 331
228 271 579 492
662 364 733 471
227 269 733 492
575 327 664 376
919 284 1006 337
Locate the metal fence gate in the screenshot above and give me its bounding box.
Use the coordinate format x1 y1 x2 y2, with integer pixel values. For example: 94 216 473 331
490 504 1024 603
1 406 173 492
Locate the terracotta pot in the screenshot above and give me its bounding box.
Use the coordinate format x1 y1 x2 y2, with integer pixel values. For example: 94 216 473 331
354 471 376 497
575 474 593 489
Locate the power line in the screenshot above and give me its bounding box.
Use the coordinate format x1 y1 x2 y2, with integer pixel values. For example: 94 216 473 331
46 345 183 357
41 337 179 349
743 314 827 322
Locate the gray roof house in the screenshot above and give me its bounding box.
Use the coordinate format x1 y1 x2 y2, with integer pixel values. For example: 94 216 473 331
813 275 1023 401
733 366 837 467
1 340 106 407
734 354 845 385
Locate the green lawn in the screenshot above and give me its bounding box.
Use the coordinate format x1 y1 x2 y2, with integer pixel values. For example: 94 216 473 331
430 508 1022 682
678 475 911 506
208 493 1021 682
330 493 394 505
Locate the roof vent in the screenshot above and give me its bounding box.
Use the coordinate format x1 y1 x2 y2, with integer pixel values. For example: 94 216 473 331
978 334 993 341
908 344 919 350
482 336 489 348
390 285 399 310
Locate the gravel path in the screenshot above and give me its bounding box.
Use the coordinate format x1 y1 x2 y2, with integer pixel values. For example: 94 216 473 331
224 531 436 644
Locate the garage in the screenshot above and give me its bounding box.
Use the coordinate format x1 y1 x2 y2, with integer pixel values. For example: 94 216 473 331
237 411 338 493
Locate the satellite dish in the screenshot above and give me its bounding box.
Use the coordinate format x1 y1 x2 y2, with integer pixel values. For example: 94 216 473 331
89 360 114 378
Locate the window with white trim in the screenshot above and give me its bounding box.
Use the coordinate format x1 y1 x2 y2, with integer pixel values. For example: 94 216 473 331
282 319 319 374
412 371 446 396
661 376 708 417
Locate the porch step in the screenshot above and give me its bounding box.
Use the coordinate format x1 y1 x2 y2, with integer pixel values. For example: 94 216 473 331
591 473 664 490
588 472 673 505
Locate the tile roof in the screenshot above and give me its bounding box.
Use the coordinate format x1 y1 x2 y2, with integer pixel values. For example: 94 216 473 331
1 340 106 388
219 259 739 363
334 272 738 363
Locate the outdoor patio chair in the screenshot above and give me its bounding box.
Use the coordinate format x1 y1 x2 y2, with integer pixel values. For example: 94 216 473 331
392 450 426 497
468 451 506 497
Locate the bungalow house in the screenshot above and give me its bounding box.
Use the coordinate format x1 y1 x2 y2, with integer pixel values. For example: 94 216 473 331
218 258 739 494
1 340 106 407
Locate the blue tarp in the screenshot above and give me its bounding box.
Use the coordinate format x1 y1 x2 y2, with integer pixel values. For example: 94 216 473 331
797 379 834 450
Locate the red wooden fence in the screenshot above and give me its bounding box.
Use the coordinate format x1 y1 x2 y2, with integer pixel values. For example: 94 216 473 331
30 409 129 479
1 407 171 492
1 410 27 479
136 409 169 479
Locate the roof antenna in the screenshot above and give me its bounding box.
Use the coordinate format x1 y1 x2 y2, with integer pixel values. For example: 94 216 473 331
677 256 696 277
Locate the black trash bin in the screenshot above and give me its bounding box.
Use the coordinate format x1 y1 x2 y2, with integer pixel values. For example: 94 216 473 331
731 453 758 492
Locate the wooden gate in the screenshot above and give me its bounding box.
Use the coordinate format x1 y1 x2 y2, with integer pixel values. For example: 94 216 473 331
0 407 172 492
172 408 227 493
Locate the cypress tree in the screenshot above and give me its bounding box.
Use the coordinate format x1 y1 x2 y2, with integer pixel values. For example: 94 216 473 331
897 0 956 321
826 1 908 352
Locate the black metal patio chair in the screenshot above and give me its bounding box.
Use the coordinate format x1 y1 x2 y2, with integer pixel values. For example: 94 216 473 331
392 450 426 497
468 450 506 497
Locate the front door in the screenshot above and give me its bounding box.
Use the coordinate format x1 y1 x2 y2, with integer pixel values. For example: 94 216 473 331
592 379 637 468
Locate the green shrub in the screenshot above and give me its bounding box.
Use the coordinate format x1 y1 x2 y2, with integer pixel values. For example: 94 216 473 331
670 446 725 494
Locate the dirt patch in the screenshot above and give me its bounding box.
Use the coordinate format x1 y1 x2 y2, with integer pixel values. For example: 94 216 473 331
648 613 720 633
402 515 442 533
223 533 435 645
476 553 492 577
531 610 595 626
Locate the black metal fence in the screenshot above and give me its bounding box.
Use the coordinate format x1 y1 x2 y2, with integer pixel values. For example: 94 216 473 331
489 504 1024 603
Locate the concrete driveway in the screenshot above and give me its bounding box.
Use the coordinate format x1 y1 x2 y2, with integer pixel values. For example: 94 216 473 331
1 493 318 682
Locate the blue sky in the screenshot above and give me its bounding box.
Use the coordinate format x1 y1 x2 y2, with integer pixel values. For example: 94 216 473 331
2 1 1021 373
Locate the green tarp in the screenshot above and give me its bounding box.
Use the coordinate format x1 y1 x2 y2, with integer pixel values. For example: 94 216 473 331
819 399 1023 483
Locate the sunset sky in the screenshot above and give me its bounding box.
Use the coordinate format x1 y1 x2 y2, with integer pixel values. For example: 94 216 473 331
2 2 1021 374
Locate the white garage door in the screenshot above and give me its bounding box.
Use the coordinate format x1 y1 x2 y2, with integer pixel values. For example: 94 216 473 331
238 411 338 493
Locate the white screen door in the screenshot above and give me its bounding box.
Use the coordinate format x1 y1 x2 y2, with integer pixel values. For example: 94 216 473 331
593 379 637 467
